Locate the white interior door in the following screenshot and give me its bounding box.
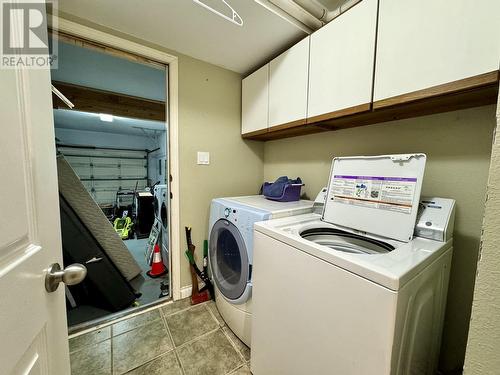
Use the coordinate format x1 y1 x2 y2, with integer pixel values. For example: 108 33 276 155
0 10 71 375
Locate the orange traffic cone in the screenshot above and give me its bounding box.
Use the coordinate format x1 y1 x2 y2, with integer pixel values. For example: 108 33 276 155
147 244 167 278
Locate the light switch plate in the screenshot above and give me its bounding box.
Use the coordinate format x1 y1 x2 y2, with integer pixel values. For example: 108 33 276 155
197 151 210 165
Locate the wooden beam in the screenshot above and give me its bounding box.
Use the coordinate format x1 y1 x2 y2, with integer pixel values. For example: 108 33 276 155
52 81 166 122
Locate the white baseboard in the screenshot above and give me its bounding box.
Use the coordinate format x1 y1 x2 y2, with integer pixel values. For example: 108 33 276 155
179 285 192 299
178 282 207 300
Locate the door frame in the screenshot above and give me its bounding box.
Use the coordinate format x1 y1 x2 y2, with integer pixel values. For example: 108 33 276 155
48 16 183 300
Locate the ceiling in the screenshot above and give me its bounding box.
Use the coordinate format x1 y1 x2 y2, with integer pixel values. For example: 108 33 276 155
55 0 308 74
54 109 166 136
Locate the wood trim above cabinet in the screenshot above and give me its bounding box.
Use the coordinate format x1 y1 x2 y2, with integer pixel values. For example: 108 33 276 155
307 103 372 124
373 70 499 109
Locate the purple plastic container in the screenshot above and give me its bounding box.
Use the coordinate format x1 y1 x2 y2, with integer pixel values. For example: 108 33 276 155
262 183 304 202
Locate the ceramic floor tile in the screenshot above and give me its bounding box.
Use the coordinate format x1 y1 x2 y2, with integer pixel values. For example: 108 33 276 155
176 329 243 375
229 364 252 375
69 326 111 353
161 297 193 317
166 304 219 346
112 309 162 336
125 350 182 375
207 301 226 327
70 339 111 375
222 326 251 362
112 320 173 374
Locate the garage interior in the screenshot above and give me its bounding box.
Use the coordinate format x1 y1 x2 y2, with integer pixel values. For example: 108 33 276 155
50 38 170 329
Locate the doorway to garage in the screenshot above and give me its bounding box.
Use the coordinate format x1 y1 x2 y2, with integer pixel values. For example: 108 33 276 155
49 34 172 332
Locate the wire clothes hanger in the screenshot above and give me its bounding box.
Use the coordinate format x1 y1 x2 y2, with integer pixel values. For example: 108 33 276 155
51 85 75 109
193 0 243 26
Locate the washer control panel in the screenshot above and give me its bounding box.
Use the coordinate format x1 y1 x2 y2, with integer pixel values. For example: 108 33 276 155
414 197 456 242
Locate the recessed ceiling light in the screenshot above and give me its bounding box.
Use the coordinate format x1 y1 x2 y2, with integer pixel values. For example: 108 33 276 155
99 114 114 122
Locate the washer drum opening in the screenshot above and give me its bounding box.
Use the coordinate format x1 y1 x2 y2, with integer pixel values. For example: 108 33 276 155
300 228 394 254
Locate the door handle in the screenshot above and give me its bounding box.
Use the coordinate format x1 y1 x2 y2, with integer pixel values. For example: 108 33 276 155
45 263 87 293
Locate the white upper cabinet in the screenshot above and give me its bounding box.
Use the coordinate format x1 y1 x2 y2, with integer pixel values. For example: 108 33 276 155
269 37 310 127
242 64 269 134
308 0 378 120
374 0 500 102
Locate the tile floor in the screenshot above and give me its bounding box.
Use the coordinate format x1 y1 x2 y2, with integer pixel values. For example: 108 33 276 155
69 298 251 375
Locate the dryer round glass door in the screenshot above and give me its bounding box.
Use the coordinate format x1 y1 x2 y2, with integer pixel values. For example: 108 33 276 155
300 228 394 254
209 219 249 300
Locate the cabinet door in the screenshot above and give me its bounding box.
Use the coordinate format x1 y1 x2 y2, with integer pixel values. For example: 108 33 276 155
374 0 500 103
308 0 378 121
269 37 310 128
242 64 269 134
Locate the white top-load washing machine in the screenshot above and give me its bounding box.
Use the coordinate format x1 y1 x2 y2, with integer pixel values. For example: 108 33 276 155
208 195 314 346
251 154 456 375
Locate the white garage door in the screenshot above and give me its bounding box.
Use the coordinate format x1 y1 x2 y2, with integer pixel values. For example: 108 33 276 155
58 146 148 206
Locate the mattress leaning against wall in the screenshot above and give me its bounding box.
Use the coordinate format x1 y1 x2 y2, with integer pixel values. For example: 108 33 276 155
57 156 142 280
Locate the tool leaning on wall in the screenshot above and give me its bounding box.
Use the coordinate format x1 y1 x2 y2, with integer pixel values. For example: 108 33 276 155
185 227 214 305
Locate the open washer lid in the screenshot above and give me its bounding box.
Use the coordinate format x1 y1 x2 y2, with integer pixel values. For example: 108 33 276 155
322 154 426 242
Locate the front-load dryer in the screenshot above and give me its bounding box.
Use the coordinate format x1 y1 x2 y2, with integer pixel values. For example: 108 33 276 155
251 154 456 375
208 195 313 346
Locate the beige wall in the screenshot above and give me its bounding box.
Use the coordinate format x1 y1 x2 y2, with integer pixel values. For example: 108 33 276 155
177 55 264 287
464 97 500 374
263 105 496 373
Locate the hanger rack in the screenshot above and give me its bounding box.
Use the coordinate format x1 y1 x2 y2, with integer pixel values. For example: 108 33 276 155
193 0 243 27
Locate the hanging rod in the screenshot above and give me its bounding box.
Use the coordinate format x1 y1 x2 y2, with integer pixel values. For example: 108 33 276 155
193 0 243 26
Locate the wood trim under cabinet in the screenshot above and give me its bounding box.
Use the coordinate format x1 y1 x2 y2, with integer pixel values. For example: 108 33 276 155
241 128 269 139
268 118 307 132
242 118 308 140
242 71 499 141
374 70 499 109
254 124 327 141
318 82 499 131
306 103 372 124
